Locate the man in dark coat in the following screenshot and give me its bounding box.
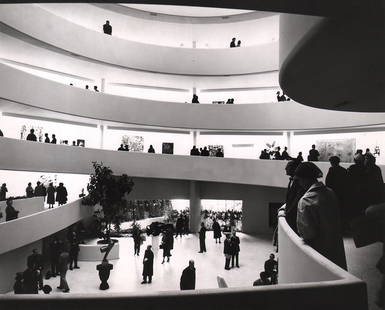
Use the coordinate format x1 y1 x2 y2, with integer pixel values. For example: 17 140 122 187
26 182 34 198
198 222 206 253
180 260 196 290
26 129 37 141
264 253 278 284
212 219 222 243
161 228 173 263
141 245 154 284
57 244 70 292
56 183 68 206
22 260 39 294
27 249 44 290
132 225 142 256
0 183 8 201
295 162 347 270
326 156 349 228
347 154 366 218
284 160 304 234
281 147 291 160
103 20 112 35
69 231 80 270
231 232 240 268
50 237 62 276
5 198 19 221
364 154 385 208
223 234 232 270
175 216 184 238
308 144 320 161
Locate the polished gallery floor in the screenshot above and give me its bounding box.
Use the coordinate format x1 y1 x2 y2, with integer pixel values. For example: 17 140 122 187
41 233 274 294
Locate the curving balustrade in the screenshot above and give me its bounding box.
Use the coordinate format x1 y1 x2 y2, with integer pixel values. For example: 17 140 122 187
0 4 278 76
0 212 367 309
2 63 385 131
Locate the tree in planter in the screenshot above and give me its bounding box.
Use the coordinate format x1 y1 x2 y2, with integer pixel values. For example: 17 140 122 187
82 162 134 244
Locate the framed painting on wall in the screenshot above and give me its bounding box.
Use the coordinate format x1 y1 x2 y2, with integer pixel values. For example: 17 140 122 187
162 143 174 154
316 138 355 163
208 145 224 156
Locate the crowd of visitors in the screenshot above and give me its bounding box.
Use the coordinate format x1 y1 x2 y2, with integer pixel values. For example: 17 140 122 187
14 230 81 294
276 91 290 102
190 145 224 157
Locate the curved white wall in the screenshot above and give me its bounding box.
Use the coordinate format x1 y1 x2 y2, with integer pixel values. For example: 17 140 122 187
0 199 93 255
2 63 385 131
0 4 278 76
39 3 279 48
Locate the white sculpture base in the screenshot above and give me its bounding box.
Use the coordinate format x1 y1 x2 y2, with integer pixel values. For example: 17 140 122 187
78 239 120 261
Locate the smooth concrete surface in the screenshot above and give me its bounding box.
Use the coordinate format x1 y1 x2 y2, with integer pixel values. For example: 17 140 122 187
78 239 120 261
0 196 44 223
0 240 42 293
0 199 93 255
278 216 367 309
2 63 385 131
0 4 278 76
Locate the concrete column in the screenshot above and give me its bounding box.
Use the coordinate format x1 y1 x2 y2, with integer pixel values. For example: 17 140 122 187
192 87 197 95
192 40 196 48
99 125 105 149
101 78 106 93
189 181 201 233
285 131 293 155
192 130 199 146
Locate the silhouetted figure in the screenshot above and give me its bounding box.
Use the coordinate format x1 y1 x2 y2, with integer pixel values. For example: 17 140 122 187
26 129 37 142
69 83 73 86
132 225 142 256
175 216 184 238
26 182 34 198
0 183 7 201
51 134 57 144
230 38 236 48
198 222 206 253
5 198 19 221
231 231 240 268
180 260 196 290
224 234 232 270
365 148 372 157
47 183 55 208
192 94 199 103
237 40 241 47
69 231 80 270
103 20 112 35
85 85 89 90
23 260 39 294
284 160 304 234
216 148 224 157
72 141 77 146
56 183 68 206
161 228 173 264
183 215 189 235
297 152 304 162
57 245 70 292
142 245 154 284
50 237 61 276
259 149 269 160
27 249 44 290
308 144 320 161
212 219 222 243
34 181 46 197
190 146 200 156
326 156 349 228
253 271 271 286
281 147 291 160
364 153 385 208
201 147 209 156
13 273 24 294
124 145 129 151
94 86 99 92
0 129 3 136
118 144 124 151
347 153 366 218
148 145 155 153
44 133 50 143
295 162 347 270
264 254 278 284
274 146 281 160
277 91 283 102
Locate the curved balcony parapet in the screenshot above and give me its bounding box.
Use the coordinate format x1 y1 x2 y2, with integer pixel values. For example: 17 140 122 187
0 4 278 76
2 63 385 131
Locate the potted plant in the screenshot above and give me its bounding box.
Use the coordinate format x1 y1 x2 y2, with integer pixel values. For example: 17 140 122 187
82 162 134 244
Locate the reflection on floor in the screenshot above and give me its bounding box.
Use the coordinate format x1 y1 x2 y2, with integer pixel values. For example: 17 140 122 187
40 233 274 294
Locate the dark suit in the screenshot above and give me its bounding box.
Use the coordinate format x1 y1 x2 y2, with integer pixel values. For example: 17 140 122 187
231 235 240 267
142 249 154 282
103 24 112 35
199 226 206 252
180 266 195 290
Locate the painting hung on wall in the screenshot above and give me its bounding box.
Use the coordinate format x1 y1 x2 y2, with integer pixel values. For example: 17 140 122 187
77 139 85 147
121 135 144 152
316 139 356 163
162 143 174 154
208 145 224 156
